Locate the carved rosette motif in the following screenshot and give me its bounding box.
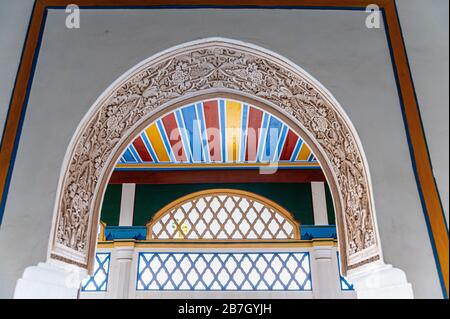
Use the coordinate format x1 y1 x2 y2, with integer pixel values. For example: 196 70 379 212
53 41 378 269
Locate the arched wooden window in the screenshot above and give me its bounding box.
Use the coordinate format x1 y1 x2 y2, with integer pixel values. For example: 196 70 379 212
146 189 300 240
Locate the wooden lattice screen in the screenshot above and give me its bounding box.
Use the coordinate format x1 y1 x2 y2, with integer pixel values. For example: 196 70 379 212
146 189 300 240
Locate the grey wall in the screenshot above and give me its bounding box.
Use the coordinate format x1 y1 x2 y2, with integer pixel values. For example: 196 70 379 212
397 0 449 226
0 5 447 299
0 0 35 135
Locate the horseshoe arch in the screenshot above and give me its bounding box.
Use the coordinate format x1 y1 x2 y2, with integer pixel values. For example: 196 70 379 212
47 38 383 276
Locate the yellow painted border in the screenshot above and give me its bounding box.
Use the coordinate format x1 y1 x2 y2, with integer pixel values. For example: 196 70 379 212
98 221 107 242
97 238 338 249
115 162 320 169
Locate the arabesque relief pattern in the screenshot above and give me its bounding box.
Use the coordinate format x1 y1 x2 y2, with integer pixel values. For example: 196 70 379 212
54 43 377 268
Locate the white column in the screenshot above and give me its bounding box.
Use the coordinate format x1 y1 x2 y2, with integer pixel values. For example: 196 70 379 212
118 183 136 226
311 243 341 298
311 182 329 225
107 246 135 299
14 261 87 299
348 262 414 299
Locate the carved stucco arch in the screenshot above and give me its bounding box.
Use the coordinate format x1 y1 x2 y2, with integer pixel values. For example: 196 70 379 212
48 38 382 275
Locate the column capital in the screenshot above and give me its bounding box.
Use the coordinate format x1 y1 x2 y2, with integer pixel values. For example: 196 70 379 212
113 245 135 260
311 243 334 259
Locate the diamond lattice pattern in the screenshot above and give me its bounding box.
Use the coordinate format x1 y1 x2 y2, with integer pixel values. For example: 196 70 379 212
150 194 296 240
81 253 111 291
137 252 311 291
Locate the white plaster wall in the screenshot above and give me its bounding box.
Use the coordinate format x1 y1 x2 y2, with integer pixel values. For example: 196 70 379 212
397 0 449 226
0 7 445 298
0 0 35 135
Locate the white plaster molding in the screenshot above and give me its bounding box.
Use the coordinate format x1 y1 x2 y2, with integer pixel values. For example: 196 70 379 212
14 262 87 299
348 262 414 299
48 37 383 274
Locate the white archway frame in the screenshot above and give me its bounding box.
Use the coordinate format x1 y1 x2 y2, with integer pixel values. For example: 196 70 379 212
47 38 383 276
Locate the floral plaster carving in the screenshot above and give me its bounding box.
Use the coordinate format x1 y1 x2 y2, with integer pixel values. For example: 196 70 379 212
50 39 381 272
